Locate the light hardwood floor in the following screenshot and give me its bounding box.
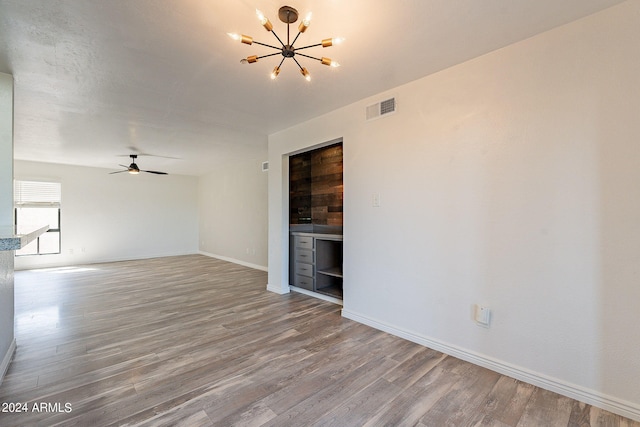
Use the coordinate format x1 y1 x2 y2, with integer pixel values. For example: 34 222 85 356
0 254 638 426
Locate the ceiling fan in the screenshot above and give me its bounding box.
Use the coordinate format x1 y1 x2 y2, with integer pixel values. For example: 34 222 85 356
109 155 168 175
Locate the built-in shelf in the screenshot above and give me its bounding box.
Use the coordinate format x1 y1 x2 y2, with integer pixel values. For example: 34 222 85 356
290 231 343 301
317 267 343 278
315 280 343 299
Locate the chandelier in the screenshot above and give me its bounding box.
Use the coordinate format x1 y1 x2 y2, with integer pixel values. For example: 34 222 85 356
227 5 343 81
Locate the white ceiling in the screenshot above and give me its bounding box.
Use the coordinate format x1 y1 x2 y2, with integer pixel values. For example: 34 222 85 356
0 0 627 176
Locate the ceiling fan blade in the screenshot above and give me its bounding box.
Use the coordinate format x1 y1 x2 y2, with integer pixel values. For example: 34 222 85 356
111 154 167 175
118 152 181 160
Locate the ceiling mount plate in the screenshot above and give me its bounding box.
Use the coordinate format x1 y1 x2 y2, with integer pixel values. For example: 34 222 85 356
278 6 299 24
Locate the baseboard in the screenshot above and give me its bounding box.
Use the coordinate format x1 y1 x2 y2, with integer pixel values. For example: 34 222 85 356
290 285 343 306
15 250 201 271
0 339 16 387
341 309 640 422
198 251 268 272
266 283 290 295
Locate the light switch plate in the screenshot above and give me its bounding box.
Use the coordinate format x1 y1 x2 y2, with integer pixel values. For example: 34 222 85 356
372 193 381 207
475 305 491 326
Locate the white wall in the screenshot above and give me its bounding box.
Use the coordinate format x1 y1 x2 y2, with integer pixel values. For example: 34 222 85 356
0 74 13 237
198 157 268 270
14 160 199 269
268 1 640 420
0 72 15 382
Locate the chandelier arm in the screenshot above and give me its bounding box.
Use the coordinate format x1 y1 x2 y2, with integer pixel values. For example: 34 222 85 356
269 29 286 48
295 52 322 62
290 31 304 47
277 57 286 68
256 52 283 60
294 43 323 51
253 40 281 50
292 57 305 71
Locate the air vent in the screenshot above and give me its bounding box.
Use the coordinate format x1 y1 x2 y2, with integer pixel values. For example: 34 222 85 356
261 161 269 172
366 97 396 121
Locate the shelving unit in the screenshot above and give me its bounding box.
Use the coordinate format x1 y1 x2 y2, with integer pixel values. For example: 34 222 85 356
315 237 343 298
290 232 343 300
288 141 343 301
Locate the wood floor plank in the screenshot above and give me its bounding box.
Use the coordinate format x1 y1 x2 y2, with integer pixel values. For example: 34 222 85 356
140 409 215 427
470 375 536 426
517 387 574 426
0 254 638 426
257 355 398 427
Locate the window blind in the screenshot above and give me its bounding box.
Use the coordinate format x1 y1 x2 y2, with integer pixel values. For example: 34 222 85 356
14 180 62 207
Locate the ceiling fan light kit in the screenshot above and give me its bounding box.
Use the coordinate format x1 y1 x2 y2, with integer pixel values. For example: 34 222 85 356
110 155 168 175
228 5 343 81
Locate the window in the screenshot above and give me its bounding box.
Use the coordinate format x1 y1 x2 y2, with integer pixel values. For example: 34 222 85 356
14 180 61 256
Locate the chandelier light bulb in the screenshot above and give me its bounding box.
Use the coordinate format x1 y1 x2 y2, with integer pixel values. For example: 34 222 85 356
271 66 280 79
228 33 253 45
322 37 345 47
303 13 312 28
256 9 273 31
321 57 341 68
298 12 312 33
301 67 311 81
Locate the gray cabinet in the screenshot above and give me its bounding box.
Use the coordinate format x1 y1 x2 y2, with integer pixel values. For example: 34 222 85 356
292 235 315 291
290 232 343 299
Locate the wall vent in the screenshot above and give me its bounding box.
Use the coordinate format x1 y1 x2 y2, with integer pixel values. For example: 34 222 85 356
366 97 396 121
261 161 269 172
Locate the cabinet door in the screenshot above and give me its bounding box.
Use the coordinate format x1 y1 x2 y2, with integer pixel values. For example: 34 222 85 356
294 248 313 263
294 235 313 250
295 262 313 277
294 274 314 291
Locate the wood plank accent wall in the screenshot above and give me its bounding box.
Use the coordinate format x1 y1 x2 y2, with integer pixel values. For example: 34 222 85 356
290 143 343 226
289 153 313 224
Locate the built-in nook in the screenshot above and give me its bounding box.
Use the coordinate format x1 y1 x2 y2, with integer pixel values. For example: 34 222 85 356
289 141 343 301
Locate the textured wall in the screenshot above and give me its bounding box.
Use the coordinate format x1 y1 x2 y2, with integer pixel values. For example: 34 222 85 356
0 252 14 373
0 72 15 377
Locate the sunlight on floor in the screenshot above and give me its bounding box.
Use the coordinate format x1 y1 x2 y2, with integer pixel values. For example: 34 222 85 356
33 266 98 274
16 306 60 333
